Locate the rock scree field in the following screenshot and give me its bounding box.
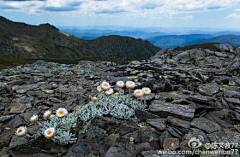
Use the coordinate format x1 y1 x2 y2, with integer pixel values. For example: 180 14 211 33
0 44 240 157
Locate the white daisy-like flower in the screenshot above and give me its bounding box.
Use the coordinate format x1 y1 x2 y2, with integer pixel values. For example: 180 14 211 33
142 87 151 95
15 126 27 137
101 81 111 91
133 89 144 98
126 81 136 89
116 81 125 88
44 127 56 139
105 88 114 96
56 107 68 118
97 86 103 93
91 96 98 102
30 115 39 123
43 110 51 119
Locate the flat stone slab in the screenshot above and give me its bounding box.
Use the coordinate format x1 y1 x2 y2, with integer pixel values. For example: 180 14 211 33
15 84 39 93
105 147 130 157
146 118 166 131
191 117 221 133
167 116 190 129
198 83 219 96
149 100 195 120
187 95 216 105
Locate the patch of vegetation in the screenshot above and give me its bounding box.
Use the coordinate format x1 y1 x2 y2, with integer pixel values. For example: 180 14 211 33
0 55 35 69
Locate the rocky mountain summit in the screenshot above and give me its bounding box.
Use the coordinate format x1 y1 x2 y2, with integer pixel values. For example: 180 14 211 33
0 44 239 157
0 16 160 61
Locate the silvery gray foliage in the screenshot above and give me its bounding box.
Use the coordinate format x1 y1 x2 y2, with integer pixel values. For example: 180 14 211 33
34 92 146 145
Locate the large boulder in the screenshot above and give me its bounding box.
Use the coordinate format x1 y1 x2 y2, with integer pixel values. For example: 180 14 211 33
235 47 240 57
213 44 234 53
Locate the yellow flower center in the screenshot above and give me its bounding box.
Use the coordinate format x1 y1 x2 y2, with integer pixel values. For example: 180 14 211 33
145 89 149 92
129 82 133 85
58 110 64 115
47 130 52 135
136 91 141 94
18 129 22 133
103 83 108 87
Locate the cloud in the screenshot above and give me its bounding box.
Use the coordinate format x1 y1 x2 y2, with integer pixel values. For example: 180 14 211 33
96 9 128 14
1 0 240 19
181 15 194 20
43 6 78 12
234 9 240 12
226 13 240 19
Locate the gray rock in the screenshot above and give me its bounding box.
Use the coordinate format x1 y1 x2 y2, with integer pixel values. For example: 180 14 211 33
173 52 189 61
234 124 240 132
191 117 221 133
224 98 240 105
27 124 38 135
5 115 24 128
9 135 28 149
135 142 152 156
105 147 130 157
163 138 180 150
9 104 28 114
149 100 195 120
15 84 39 93
167 127 183 138
167 116 190 129
213 44 234 53
0 115 15 122
9 96 34 113
135 109 159 122
72 143 91 154
81 126 106 143
208 131 227 143
123 127 159 143
159 131 172 148
187 95 216 105
0 102 4 111
146 118 166 130
198 83 219 96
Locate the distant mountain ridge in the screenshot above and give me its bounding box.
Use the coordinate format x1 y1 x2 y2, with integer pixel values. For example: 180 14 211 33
147 34 213 49
147 34 240 48
0 16 160 61
185 35 240 47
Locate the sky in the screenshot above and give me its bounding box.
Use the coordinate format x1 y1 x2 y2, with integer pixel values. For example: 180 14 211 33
1 0 240 30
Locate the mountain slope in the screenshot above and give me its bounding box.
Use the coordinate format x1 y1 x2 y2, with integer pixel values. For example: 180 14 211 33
0 16 160 61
